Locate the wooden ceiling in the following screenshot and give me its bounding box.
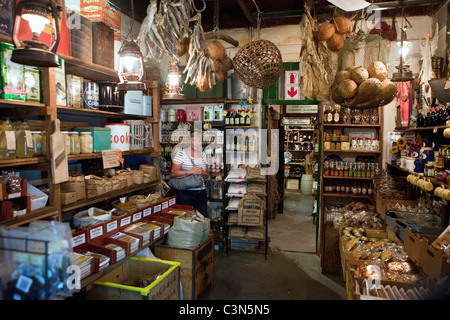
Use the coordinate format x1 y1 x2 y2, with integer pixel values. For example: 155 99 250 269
113 0 445 32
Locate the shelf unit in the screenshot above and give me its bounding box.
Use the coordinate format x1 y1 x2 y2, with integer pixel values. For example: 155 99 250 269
319 105 384 275
159 99 230 248
0 48 161 228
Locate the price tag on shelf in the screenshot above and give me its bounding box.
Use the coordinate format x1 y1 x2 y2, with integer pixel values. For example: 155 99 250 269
102 150 121 169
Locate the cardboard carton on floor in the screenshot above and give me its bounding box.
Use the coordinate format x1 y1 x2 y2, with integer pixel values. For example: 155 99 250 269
87 257 181 300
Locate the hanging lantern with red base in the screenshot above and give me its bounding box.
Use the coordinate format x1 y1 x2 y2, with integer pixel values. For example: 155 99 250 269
11 0 60 68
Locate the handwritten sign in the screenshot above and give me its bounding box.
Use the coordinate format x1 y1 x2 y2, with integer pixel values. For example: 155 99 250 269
102 149 121 169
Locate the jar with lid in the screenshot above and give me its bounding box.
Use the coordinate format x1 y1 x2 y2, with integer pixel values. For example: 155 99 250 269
425 163 434 177
324 161 330 176
329 161 335 176
343 162 349 177
365 138 372 151
80 132 93 154
357 138 364 150
62 131 71 156
351 138 358 150
372 138 379 151
31 132 43 156
435 165 445 181
17 120 34 158
70 132 81 155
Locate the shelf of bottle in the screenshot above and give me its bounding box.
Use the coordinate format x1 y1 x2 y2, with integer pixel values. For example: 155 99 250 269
225 125 259 129
323 175 374 180
286 149 313 152
323 149 380 153
395 125 450 132
323 193 374 200
323 123 381 128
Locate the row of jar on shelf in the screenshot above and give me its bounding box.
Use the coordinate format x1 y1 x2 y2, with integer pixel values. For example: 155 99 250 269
0 119 93 159
324 160 380 178
324 136 379 152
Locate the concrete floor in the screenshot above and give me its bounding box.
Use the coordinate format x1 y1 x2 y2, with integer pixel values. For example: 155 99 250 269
207 190 347 300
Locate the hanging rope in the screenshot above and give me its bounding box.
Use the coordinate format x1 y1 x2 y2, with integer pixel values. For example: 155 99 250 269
252 0 262 40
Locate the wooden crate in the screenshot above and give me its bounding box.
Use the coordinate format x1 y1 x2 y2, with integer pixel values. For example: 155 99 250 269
153 234 214 300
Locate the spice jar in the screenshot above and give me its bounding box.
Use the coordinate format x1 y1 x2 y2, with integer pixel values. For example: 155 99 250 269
70 132 81 155
62 131 71 155
80 132 93 154
31 131 43 156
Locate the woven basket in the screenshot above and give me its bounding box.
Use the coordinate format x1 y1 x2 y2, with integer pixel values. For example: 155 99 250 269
233 40 283 89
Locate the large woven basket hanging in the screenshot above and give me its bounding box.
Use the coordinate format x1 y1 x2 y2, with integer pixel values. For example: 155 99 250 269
233 39 283 89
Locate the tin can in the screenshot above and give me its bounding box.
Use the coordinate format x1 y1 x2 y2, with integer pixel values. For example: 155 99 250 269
83 82 99 109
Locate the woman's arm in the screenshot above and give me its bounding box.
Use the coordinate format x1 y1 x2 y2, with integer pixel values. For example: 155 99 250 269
171 162 202 178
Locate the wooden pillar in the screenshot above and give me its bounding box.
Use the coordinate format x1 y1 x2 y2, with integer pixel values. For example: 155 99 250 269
42 67 61 219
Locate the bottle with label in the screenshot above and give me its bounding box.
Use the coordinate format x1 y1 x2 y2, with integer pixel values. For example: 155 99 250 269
326 105 333 123
240 110 246 125
333 105 340 123
17 120 34 158
0 118 16 160
245 112 251 125
229 111 235 126
248 134 256 152
224 110 230 126
244 135 249 152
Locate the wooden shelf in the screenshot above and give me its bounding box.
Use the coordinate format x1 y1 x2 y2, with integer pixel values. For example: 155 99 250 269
0 206 59 229
323 123 380 128
225 125 259 129
162 98 242 105
323 150 380 153
68 148 157 161
0 156 49 168
323 193 374 200
56 105 149 119
286 149 313 152
61 181 160 213
0 99 45 108
59 53 119 82
395 125 449 132
323 175 374 180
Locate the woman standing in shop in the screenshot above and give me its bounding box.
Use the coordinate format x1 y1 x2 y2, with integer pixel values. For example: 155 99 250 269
170 131 209 215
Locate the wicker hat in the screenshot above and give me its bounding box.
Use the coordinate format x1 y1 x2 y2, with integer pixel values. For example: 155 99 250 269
233 39 283 89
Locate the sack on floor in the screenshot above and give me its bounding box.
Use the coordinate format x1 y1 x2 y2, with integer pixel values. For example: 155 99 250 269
238 194 265 226
166 210 211 248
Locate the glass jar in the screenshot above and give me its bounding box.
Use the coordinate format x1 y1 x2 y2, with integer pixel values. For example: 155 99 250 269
70 132 81 155
80 132 93 154
435 165 445 181
31 131 43 156
351 138 357 150
372 138 379 151
425 163 434 177
324 161 330 176
62 131 71 155
41 131 47 156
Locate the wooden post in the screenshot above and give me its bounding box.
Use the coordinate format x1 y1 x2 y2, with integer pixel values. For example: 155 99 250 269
42 67 61 219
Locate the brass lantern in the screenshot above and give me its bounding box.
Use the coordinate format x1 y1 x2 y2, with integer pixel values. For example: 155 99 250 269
163 59 184 100
11 0 60 67
117 40 145 91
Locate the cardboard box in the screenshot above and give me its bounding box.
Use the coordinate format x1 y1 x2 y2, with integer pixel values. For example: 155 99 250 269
404 227 436 266
80 0 121 40
27 183 48 211
419 234 450 281
24 66 41 103
376 198 417 220
0 42 26 101
87 257 181 300
154 234 214 300
60 190 77 205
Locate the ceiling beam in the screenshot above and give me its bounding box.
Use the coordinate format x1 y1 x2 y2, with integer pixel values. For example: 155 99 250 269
256 0 444 20
235 0 257 27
